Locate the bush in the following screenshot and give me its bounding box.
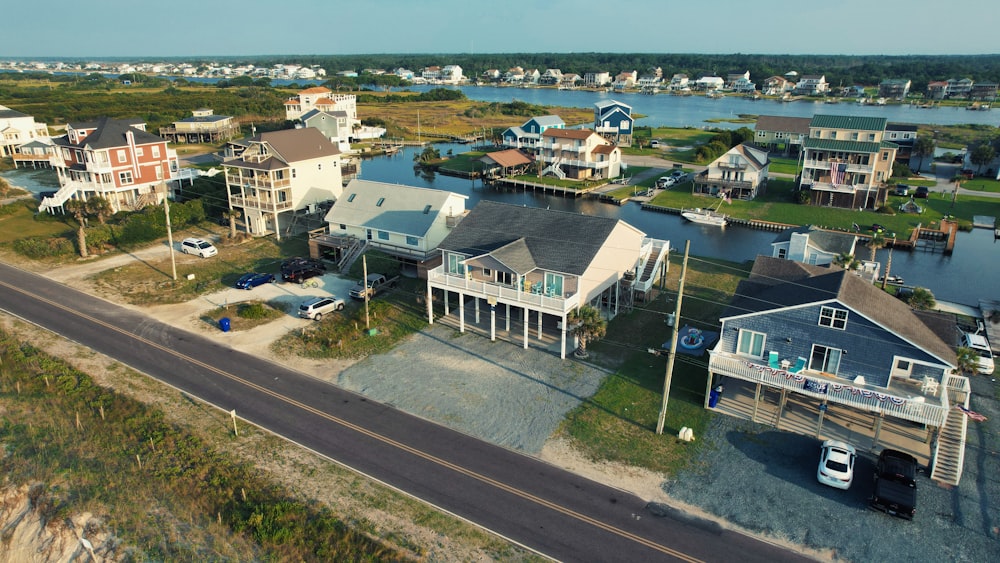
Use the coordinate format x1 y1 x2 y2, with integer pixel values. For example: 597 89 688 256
892 162 914 178
796 189 811 204
12 236 75 259
236 302 268 319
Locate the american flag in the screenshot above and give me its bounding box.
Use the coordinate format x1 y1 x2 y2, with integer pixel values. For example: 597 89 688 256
956 404 988 422
830 162 847 185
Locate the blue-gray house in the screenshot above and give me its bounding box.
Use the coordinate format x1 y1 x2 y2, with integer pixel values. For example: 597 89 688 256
501 115 565 151
594 100 633 147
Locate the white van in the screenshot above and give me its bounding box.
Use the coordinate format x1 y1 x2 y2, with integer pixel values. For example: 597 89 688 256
961 332 994 375
180 237 217 258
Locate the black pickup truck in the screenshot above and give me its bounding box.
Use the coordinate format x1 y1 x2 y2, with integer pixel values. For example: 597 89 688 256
869 449 918 520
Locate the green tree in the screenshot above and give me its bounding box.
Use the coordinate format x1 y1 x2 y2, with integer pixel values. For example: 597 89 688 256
867 231 887 262
970 143 996 174
907 287 936 310
567 305 607 358
64 199 89 258
912 136 935 173
833 252 860 270
85 196 114 225
413 146 440 163
955 346 980 376
223 208 242 239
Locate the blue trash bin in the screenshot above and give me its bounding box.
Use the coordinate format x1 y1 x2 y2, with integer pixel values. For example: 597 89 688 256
219 317 231 332
708 384 724 408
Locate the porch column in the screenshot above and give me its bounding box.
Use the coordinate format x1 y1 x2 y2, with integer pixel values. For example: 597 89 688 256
751 383 762 422
426 285 434 324
475 297 480 324
274 210 281 241
560 313 567 359
523 307 529 349
537 310 543 339
490 301 496 342
505 303 511 332
703 371 715 409
775 388 788 428
459 292 465 333
816 399 829 438
872 413 884 450
615 279 620 317
444 289 450 316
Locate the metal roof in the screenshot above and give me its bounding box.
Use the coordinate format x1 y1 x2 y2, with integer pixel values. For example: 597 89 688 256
810 114 887 132
324 179 466 238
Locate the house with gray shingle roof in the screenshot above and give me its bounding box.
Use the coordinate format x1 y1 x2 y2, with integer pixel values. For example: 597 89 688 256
426 201 668 358
771 225 858 267
500 115 565 151
223 127 342 240
754 115 811 156
0 104 49 158
799 115 897 210
538 129 621 180
693 143 769 200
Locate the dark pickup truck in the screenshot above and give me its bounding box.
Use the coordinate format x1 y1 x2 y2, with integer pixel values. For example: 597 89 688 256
870 448 917 520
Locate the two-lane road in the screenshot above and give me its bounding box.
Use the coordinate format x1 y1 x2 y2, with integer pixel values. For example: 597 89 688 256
0 261 811 562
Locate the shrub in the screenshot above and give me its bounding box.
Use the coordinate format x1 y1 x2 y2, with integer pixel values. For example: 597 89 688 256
892 162 914 178
796 189 811 204
236 302 268 319
12 236 75 259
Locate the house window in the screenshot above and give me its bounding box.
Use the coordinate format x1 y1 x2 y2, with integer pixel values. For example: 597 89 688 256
736 329 766 358
376 197 385 207
423 204 432 214
406 235 418 246
882 152 889 161
851 133 859 141
156 166 163 179
377 231 389 241
819 306 848 329
118 171 133 185
339 224 347 230
896 359 911 370
810 345 842 374
117 150 127 163
447 253 466 276
483 268 492 279
777 248 787 259
869 133 876 141
135 147 144 156
292 168 297 178
347 193 356 202
151 145 160 158
544 272 564 296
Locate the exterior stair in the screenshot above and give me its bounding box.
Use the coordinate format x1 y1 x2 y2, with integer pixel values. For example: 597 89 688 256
338 239 367 272
930 382 969 486
38 183 78 214
638 245 662 284
541 157 566 179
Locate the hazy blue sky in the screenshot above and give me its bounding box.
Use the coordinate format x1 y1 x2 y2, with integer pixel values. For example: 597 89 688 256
4 0 996 58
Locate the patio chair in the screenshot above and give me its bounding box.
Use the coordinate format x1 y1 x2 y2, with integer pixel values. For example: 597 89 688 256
921 376 940 396
788 357 807 374
768 351 781 370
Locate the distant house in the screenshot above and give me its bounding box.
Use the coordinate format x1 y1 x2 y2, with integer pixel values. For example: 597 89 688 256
695 76 725 91
754 115 811 156
926 81 948 100
10 137 58 169
795 75 829 96
732 77 757 94
538 129 621 180
970 82 998 101
962 142 1000 180
668 73 689 91
501 115 565 151
422 66 442 80
223 128 343 240
159 108 240 144
504 67 525 83
761 76 792 96
481 68 501 82
878 79 911 100
523 69 541 84
885 123 918 164
319 179 468 275
561 73 582 87
693 143 769 200
441 65 464 83
300 109 351 152
540 68 563 85
726 71 750 89
426 201 669 358
613 70 638 89
771 225 858 266
799 115 897 210
593 100 633 147
284 86 357 126
0 104 48 158
946 78 974 98
584 71 610 87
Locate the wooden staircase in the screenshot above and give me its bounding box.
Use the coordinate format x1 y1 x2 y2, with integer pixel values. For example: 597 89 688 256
930 378 970 486
638 245 662 285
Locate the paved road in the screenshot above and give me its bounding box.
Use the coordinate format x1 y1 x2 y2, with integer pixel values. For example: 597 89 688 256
0 261 812 562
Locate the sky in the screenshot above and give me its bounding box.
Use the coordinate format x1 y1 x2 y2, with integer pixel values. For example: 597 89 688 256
3 0 998 59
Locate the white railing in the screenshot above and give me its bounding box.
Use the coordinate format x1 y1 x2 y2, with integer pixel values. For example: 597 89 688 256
708 352 948 427
803 160 873 174
428 268 579 314
633 238 669 293
39 182 80 213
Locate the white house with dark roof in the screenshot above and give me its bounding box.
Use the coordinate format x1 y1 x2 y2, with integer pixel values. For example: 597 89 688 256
0 104 49 158
426 201 669 358
708 255 969 485
300 109 351 152
771 225 858 266
693 143 769 200
318 179 467 274
223 128 342 240
500 115 565 151
794 75 829 95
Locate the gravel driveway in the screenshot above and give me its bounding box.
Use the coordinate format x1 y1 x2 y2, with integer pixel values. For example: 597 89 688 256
661 375 1000 562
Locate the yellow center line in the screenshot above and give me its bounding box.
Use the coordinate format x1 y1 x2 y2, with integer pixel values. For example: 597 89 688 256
2 280 702 562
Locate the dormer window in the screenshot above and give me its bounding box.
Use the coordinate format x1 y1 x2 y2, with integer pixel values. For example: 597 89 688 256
376 197 385 207
347 193 356 202
819 306 848 330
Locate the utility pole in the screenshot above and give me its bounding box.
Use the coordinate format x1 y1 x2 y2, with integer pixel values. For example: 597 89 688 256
656 240 690 435
363 254 370 330
159 182 177 281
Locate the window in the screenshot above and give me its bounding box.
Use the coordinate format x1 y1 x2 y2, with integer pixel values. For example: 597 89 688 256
151 145 160 158
882 152 889 161
851 132 859 141
447 253 466 276
339 224 347 230
544 272 564 296
156 166 163 179
423 204 432 214
810 345 842 374
117 150 127 163
819 306 848 329
406 235 418 246
135 147 144 156
377 231 389 241
777 248 787 259
118 171 133 185
868 133 876 141
483 268 492 279
292 168 296 178
737 329 766 358
347 193 356 202
376 197 385 207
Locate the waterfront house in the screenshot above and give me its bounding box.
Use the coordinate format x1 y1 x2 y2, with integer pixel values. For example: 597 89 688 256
726 71 750 89
0 104 49 158
708 255 969 483
962 141 1000 180
668 73 690 91
885 123 918 165
584 71 610 87
693 143 769 200
223 128 342 240
761 76 792 96
771 225 858 266
301 109 352 152
538 129 621 180
441 65 464 83
478 149 533 178
695 76 725 91
40 117 179 214
794 75 829 96
425 201 669 358
798 115 896 210
593 100 633 147
926 81 949 100
540 69 563 85
10 138 58 169
504 67 525 84
946 78 974 98
754 115 810 156
158 108 240 144
284 86 358 126
318 179 467 276
501 115 565 151
878 79 912 100
969 82 998 101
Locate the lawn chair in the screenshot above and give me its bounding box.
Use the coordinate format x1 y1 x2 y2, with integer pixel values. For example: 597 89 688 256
788 357 807 374
768 351 781 370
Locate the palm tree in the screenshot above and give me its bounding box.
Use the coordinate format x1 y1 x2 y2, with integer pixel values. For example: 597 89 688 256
567 305 607 358
833 252 860 270
955 346 980 376
867 231 887 262
85 196 114 225
912 136 935 173
64 199 89 258
223 208 242 239
908 287 936 310
970 143 996 175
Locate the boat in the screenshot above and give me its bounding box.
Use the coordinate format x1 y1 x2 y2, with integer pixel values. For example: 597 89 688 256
877 275 905 286
681 199 728 226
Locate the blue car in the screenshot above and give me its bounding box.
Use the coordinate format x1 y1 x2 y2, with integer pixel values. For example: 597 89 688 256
235 272 276 289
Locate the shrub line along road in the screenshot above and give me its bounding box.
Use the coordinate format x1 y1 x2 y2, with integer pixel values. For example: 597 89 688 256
0 261 812 562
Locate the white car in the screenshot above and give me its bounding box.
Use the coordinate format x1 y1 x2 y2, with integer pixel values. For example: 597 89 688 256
960 332 994 375
817 440 856 490
180 237 217 258
298 296 345 321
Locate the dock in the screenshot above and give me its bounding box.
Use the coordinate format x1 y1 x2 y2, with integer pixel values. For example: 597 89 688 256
972 216 996 229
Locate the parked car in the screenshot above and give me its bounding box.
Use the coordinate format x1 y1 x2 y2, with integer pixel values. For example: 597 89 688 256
656 177 676 188
349 273 397 299
893 184 909 196
281 257 326 284
298 296 345 321
914 186 930 198
871 223 886 233
235 272 276 290
817 440 856 490
670 169 687 179
960 169 975 180
180 238 217 258
960 332 995 374
649 140 660 148
870 449 918 520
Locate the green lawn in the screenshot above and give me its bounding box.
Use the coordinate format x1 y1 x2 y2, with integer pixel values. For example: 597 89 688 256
959 176 1000 193
0 199 73 243
432 150 491 173
768 156 800 176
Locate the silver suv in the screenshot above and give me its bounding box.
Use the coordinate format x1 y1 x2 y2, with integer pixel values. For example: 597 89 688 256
298 296 345 321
